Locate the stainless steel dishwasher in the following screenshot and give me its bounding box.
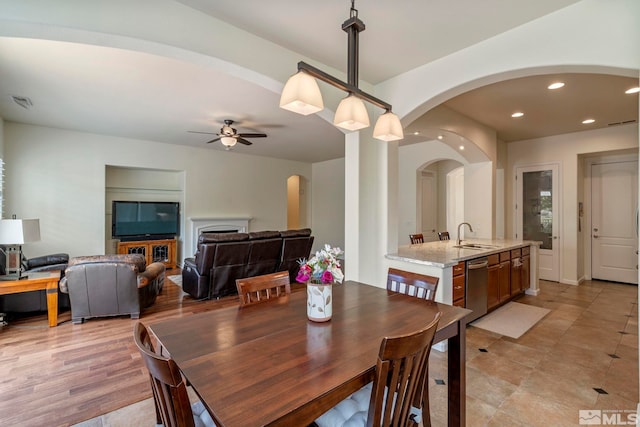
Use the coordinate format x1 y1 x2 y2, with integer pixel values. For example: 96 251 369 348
466 257 489 323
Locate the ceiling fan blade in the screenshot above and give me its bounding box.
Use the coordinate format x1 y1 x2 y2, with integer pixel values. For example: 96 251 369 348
188 130 218 135
237 133 267 138
236 137 253 146
205 137 222 144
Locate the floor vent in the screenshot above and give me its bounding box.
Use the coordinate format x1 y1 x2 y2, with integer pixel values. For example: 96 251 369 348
608 119 637 126
11 95 33 109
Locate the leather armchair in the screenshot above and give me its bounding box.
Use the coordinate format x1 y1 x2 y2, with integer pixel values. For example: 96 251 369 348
59 254 165 324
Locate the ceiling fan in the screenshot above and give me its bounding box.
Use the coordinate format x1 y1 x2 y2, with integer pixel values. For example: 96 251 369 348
189 119 267 148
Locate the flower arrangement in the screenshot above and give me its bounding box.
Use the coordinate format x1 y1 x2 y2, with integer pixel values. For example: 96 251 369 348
296 244 344 284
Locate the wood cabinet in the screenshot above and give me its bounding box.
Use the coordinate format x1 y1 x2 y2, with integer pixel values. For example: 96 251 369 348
486 245 532 312
498 251 511 303
452 261 465 307
487 254 500 310
117 238 177 269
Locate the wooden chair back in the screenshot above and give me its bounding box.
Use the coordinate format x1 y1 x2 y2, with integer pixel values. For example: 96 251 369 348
438 231 450 241
367 312 442 427
387 268 439 301
134 322 196 427
409 233 424 244
235 271 291 307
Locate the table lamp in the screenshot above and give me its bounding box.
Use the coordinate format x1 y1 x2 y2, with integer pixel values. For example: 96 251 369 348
0 218 41 280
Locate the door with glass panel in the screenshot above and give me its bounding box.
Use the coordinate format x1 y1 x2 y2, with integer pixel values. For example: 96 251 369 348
516 164 559 282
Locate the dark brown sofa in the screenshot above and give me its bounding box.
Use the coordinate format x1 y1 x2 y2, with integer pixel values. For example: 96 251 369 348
182 229 314 300
59 254 165 324
0 247 70 314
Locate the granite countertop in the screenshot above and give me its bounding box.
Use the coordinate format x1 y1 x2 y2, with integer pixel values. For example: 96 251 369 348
386 239 540 268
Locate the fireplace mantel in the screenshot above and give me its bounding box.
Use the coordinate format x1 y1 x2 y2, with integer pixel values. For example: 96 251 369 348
189 217 251 254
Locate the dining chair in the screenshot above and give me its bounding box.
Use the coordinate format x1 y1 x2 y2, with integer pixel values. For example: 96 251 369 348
133 322 217 427
409 233 424 244
235 270 291 307
313 312 442 427
387 268 439 301
438 231 450 241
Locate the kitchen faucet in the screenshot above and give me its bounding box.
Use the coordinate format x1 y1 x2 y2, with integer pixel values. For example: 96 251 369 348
457 222 474 246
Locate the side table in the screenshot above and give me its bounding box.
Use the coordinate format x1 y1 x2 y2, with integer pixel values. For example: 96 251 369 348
0 271 61 327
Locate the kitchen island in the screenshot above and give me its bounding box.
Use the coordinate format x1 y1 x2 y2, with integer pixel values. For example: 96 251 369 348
385 238 540 309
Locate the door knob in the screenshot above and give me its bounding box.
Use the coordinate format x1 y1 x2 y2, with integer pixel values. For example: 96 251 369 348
593 235 599 239
593 228 599 232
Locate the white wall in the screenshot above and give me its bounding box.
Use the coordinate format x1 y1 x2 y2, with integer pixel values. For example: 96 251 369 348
0 117 4 219
464 161 493 238
311 157 345 253
506 124 639 284
398 141 466 246
3 122 316 261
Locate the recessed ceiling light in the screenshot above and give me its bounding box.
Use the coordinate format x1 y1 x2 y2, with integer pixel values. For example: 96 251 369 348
511 112 524 118
459 145 465 150
413 131 420 136
437 135 444 140
582 118 595 124
548 82 565 90
625 87 640 94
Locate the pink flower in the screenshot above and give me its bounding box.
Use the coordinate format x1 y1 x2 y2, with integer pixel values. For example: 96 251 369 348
321 270 334 284
296 271 311 283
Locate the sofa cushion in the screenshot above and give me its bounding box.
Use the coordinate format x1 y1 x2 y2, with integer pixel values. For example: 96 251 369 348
199 232 249 243
26 253 69 269
248 230 280 240
279 228 311 238
68 254 146 273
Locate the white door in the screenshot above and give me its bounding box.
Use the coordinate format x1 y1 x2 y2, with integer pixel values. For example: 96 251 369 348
591 160 638 284
516 164 560 282
420 172 437 242
446 167 464 238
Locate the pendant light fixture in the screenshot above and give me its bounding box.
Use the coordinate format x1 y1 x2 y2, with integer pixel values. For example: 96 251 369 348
279 0 403 142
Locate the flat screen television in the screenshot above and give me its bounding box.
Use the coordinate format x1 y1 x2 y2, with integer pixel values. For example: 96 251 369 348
112 201 180 241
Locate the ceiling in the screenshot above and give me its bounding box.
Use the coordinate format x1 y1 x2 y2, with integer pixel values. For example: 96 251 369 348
0 1 637 163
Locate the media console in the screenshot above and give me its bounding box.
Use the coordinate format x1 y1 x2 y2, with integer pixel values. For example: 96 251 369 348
117 238 177 269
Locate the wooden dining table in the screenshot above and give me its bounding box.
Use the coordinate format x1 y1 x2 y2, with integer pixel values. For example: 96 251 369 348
149 280 471 427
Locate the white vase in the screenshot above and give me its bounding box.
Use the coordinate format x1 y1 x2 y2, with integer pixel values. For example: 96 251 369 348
306 282 333 322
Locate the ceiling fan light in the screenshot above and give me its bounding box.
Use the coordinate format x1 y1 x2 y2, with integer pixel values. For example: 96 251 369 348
279 71 324 115
334 94 370 131
220 136 236 147
373 111 403 141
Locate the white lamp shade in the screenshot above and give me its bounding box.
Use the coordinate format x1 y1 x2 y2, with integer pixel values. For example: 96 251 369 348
373 111 404 141
0 219 41 244
220 136 237 147
279 71 324 116
333 95 370 131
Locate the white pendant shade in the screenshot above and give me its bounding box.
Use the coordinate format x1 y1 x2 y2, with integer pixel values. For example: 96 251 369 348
333 95 370 131
220 136 237 147
279 72 324 116
373 111 404 141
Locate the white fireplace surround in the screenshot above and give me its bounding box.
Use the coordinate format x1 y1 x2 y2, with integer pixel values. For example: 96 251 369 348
190 217 251 255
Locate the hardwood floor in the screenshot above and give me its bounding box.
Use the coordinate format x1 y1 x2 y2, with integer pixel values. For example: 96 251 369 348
0 270 256 427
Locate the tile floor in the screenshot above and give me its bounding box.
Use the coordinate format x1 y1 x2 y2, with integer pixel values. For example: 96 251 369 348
74 279 638 427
